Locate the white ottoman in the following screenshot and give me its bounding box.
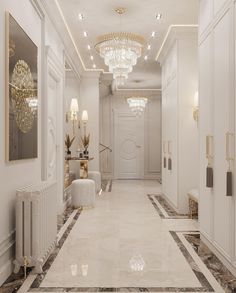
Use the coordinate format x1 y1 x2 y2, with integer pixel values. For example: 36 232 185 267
88 171 102 194
72 179 95 208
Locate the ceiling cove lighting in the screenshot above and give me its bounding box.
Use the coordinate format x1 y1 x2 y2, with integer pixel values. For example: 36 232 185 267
127 97 148 116
95 7 145 86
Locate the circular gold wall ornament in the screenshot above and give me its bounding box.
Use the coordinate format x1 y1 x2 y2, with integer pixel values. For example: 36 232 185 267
10 60 36 133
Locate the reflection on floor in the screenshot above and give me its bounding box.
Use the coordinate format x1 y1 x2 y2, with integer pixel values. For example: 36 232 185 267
1 180 236 293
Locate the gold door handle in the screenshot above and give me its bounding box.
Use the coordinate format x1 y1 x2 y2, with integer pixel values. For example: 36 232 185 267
168 141 171 155
226 132 234 162
206 135 213 159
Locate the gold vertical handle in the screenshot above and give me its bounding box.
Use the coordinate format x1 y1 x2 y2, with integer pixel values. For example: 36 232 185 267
206 135 213 159
226 132 234 161
163 141 166 154
168 141 171 155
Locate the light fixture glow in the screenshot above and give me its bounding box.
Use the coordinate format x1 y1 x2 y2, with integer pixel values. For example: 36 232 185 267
90 55 94 60
83 31 88 37
87 44 91 50
78 13 84 21
151 31 156 37
95 8 145 86
147 44 151 50
70 98 79 119
155 13 162 20
95 33 145 86
144 55 148 60
93 64 96 69
127 97 148 116
82 110 88 122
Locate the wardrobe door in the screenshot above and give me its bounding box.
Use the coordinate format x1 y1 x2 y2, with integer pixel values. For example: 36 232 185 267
199 33 214 241
213 9 232 259
162 88 167 195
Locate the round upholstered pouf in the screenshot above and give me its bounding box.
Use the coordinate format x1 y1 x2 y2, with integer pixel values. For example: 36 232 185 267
88 171 102 194
72 179 95 208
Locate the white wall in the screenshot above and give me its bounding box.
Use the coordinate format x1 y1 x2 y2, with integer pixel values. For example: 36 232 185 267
64 71 81 178
100 92 162 179
80 72 100 171
0 0 73 284
0 0 42 283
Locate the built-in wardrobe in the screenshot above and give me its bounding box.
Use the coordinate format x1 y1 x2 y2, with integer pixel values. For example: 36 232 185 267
159 27 198 214
199 0 236 275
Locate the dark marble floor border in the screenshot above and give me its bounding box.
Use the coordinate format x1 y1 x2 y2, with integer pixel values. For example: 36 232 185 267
185 233 236 293
26 200 214 292
147 194 189 219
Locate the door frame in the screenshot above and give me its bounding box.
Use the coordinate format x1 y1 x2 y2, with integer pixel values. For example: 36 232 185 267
113 110 145 180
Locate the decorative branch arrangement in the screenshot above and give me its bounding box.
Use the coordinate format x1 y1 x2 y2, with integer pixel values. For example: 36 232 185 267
81 133 90 151
65 134 75 156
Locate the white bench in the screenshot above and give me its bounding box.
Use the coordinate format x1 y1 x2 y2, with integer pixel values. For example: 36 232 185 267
188 189 199 219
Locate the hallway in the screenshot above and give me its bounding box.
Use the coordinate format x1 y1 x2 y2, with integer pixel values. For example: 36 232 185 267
15 180 227 292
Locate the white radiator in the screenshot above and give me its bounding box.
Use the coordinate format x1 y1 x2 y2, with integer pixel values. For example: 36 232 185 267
13 181 57 274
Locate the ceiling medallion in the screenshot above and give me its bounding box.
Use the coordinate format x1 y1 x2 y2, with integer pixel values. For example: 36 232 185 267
127 97 148 116
95 8 145 86
10 60 37 133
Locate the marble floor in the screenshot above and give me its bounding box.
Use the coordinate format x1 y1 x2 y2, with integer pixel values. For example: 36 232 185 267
11 180 233 292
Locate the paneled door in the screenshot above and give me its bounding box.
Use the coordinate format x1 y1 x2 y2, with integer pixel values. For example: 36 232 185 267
43 47 64 213
114 112 144 179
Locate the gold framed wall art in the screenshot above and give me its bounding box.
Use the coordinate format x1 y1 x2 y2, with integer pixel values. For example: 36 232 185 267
5 12 38 161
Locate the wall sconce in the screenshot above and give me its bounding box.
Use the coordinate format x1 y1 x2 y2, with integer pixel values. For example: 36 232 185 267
81 110 88 135
193 91 199 122
66 98 79 134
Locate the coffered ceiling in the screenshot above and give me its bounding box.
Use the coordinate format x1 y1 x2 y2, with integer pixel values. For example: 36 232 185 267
55 0 199 89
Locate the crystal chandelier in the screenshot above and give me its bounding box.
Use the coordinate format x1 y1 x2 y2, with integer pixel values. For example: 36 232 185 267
127 97 148 116
95 8 145 86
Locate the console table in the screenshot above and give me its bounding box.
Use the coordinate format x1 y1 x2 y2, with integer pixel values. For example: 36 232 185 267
64 157 94 188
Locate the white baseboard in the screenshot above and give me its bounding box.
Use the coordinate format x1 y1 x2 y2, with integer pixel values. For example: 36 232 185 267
201 233 236 277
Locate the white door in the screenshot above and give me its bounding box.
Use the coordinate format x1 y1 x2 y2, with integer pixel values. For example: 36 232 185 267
43 48 64 213
114 112 144 179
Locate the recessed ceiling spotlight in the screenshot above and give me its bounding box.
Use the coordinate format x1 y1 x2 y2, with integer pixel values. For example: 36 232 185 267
151 31 156 37
93 64 96 69
87 44 91 50
144 55 148 60
155 13 162 20
90 55 94 60
78 13 84 21
83 31 88 37
147 44 151 50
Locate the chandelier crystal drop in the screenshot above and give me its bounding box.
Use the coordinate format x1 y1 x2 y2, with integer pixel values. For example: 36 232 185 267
96 33 145 86
127 97 148 116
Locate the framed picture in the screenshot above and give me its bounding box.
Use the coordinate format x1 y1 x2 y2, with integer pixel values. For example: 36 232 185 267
5 12 38 161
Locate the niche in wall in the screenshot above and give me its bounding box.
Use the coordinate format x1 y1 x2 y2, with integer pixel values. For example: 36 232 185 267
6 12 38 161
